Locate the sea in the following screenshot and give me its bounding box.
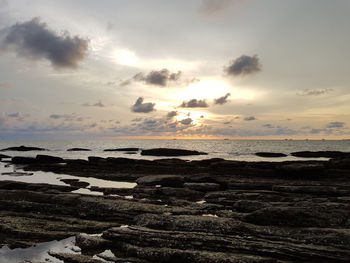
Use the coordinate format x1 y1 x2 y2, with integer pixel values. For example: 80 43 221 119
1 139 349 195
1 139 350 161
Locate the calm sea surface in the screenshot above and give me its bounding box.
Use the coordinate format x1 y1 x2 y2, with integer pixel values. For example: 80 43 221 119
1 139 350 161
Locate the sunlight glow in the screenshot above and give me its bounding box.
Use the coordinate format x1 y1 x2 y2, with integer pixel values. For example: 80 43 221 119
114 49 140 66
174 79 256 102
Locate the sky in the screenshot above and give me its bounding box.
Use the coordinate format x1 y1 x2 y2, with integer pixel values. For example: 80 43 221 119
0 0 350 139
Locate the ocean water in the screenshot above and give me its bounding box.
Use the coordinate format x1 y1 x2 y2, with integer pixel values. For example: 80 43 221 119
1 139 349 195
1 139 350 161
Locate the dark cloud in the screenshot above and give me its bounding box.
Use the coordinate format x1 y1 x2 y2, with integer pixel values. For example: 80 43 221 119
297 88 333 96
131 97 156 113
1 17 88 69
82 101 105 107
244 116 256 121
225 55 261 77
133 69 181 87
49 113 84 122
7 112 20 118
166 111 178 119
214 93 231 105
180 118 193 125
327 122 345 128
180 99 209 108
199 0 236 16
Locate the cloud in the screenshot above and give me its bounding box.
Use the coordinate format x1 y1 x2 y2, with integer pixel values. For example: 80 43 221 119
7 112 20 118
133 69 181 87
297 88 333 96
262 124 274 128
327 122 345 128
6 112 29 121
214 93 231 105
244 116 256 121
131 97 156 113
0 82 12 89
199 0 237 16
180 118 193 125
0 17 88 69
82 101 105 107
225 55 261 77
180 99 209 108
166 111 178 119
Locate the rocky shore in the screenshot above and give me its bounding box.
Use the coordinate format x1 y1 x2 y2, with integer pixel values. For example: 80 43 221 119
1 149 350 262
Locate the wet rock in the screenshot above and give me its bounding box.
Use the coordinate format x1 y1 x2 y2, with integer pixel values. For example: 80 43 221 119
36 155 64 163
104 148 139 152
136 175 185 187
255 152 287 158
141 148 207 156
184 183 221 192
0 145 47 151
67 148 91 151
291 151 350 158
75 233 112 251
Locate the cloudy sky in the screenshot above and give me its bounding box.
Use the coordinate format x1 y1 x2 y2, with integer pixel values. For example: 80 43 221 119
0 0 350 139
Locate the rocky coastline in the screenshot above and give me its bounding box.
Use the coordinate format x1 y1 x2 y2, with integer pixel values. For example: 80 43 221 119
0 148 350 262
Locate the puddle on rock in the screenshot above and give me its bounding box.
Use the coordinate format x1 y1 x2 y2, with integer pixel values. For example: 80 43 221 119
0 162 136 195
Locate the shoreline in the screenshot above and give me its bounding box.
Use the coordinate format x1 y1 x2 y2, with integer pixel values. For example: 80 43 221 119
1 151 350 262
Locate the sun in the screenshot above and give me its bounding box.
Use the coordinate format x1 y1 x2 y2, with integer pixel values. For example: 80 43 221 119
114 49 140 66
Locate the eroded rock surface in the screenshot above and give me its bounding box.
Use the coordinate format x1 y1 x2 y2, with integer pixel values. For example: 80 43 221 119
1 155 350 262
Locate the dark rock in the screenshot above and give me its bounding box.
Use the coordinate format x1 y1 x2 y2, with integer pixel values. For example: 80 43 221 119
11 156 38 164
75 233 112 251
184 183 221 192
106 157 136 165
67 148 91 151
66 159 90 166
0 145 47 151
141 148 207 156
1 172 34 176
0 154 11 159
49 252 105 263
104 148 139 152
275 162 325 177
125 151 138 154
60 179 90 188
35 155 64 163
291 151 350 158
158 187 203 201
244 206 350 228
255 152 287 158
136 175 185 187
88 156 106 164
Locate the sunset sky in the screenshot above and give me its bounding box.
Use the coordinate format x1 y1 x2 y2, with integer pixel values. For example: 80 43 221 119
0 0 350 139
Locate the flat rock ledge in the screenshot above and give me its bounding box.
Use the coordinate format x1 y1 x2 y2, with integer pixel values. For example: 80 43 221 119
1 155 350 262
